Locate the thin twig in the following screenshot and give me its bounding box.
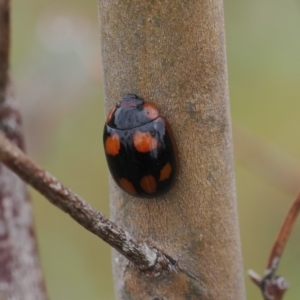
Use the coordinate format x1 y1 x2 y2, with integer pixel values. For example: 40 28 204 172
268 192 300 268
248 191 300 299
0 130 176 275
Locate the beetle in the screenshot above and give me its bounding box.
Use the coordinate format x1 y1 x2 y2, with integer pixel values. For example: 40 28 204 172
103 94 178 198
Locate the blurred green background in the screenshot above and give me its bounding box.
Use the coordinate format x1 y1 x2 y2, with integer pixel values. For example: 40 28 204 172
10 0 300 299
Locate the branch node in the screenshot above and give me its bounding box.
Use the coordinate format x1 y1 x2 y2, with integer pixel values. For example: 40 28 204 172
248 266 288 300
249 190 300 299
140 250 177 277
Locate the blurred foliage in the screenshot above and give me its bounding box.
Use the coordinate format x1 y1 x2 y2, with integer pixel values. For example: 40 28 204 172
9 0 300 299
225 0 300 299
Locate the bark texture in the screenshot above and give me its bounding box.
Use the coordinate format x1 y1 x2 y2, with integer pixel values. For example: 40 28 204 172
0 84 47 300
98 0 245 299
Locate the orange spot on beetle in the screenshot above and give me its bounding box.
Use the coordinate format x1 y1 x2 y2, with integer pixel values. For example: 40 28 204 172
105 133 120 156
119 178 136 195
159 163 172 181
133 131 158 153
106 106 116 123
143 102 159 120
140 175 157 194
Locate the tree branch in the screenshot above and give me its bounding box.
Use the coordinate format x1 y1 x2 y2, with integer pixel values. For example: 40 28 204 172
248 191 300 299
99 0 245 298
0 85 48 300
0 129 176 274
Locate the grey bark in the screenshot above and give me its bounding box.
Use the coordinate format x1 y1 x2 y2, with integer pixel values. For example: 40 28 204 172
0 84 47 300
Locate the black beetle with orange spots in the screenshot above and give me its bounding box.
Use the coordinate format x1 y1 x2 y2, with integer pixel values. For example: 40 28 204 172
103 94 179 198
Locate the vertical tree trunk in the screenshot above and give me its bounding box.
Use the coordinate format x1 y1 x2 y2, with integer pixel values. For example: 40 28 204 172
98 0 245 299
0 1 47 299
0 83 47 300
